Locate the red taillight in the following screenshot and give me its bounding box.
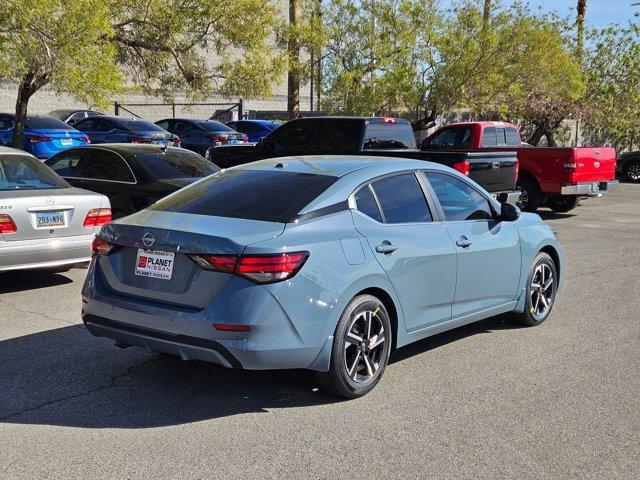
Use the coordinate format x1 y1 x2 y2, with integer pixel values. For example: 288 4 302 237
381 117 397 124
83 208 112 227
213 323 251 332
189 251 309 284
452 159 470 176
173 136 181 146
128 136 152 144
25 135 53 143
241 134 249 143
80 135 90 144
91 237 117 256
208 134 227 144
515 158 519 181
0 214 17 234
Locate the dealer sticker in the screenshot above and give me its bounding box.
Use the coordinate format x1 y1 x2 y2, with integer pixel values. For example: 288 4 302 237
135 249 174 280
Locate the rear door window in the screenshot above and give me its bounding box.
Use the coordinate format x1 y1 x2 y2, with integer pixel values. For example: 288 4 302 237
150 170 338 223
423 127 472 149
505 127 520 146
267 121 315 155
425 172 493 221
364 123 416 150
371 173 432 224
46 149 85 177
74 150 135 182
354 185 383 222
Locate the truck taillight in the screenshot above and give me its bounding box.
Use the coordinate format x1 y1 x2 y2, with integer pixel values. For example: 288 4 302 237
452 159 470 176
515 158 519 181
128 136 153 144
189 252 309 284
0 214 17 234
84 208 112 227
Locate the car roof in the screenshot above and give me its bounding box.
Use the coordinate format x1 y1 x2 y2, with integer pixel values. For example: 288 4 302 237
48 144 188 158
158 118 225 123
233 154 447 178
436 121 518 129
0 146 34 156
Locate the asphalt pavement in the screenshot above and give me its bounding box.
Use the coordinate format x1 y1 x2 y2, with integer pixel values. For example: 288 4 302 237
1 184 638 479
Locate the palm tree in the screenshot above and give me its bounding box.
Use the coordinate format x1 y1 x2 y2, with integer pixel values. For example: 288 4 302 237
577 0 587 61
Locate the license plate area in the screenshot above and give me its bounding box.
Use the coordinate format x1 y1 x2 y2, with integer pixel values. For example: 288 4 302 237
36 210 65 227
135 249 174 280
60 138 73 146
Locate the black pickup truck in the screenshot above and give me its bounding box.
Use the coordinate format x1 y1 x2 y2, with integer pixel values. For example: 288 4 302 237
206 117 520 203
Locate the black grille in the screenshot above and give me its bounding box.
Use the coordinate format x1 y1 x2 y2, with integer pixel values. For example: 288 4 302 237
83 314 242 368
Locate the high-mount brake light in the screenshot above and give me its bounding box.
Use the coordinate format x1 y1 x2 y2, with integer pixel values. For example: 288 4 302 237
189 252 309 284
381 117 397 124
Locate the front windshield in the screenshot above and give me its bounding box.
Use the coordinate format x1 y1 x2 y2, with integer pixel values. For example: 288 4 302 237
139 150 219 179
0 154 69 191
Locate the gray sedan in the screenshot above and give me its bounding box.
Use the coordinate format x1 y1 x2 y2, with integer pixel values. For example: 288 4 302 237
0 146 110 272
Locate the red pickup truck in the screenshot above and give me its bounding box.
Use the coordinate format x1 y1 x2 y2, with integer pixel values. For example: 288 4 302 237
422 121 619 213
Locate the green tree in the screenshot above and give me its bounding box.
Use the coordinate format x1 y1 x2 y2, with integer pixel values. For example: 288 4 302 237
582 22 640 149
0 0 284 147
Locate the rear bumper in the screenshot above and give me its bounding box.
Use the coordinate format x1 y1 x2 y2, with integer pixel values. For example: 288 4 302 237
0 234 93 271
492 189 521 204
560 180 619 196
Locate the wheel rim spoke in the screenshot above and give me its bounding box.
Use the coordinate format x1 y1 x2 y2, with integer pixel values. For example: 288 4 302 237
362 353 375 377
348 351 361 379
346 332 363 345
543 277 553 291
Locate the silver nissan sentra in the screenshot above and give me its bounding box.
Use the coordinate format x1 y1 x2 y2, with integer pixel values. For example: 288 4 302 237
0 146 110 272
82 155 563 398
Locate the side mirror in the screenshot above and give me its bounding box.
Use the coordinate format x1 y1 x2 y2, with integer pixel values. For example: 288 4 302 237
500 202 520 222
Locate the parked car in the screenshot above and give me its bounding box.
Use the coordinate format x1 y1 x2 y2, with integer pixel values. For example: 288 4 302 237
226 119 282 143
82 155 563 398
155 118 248 156
422 121 619 213
47 109 104 126
0 146 110 272
206 116 520 203
0 114 90 159
73 116 179 147
616 151 640 182
45 144 218 219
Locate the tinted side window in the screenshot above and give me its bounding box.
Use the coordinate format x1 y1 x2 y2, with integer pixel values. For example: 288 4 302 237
267 121 314 154
425 172 493 221
354 185 383 222
308 120 362 154
156 120 171 131
371 174 432 224
364 123 416 150
0 116 13 130
505 127 520 146
46 149 85 177
423 127 472 150
92 119 116 132
481 127 497 147
74 150 135 182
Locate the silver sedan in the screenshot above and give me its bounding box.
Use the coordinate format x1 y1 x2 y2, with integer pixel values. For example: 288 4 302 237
0 146 110 272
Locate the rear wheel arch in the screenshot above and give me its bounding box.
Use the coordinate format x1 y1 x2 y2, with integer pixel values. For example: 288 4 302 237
355 287 399 353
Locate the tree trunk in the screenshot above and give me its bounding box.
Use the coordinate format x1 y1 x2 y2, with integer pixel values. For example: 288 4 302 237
545 128 558 147
576 0 587 61
527 126 544 146
287 0 301 120
12 73 36 148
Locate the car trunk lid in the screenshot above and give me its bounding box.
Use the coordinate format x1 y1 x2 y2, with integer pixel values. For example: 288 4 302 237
96 210 285 309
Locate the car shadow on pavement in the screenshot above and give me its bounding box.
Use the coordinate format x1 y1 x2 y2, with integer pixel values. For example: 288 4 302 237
0 315 522 429
537 211 577 221
0 270 74 293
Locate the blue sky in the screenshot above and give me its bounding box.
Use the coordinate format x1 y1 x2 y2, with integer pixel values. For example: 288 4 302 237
519 1 638 28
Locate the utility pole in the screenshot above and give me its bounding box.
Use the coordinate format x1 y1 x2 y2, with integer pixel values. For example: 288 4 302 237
287 0 301 120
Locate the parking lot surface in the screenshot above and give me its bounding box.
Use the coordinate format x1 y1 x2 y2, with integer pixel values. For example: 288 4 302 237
1 185 638 479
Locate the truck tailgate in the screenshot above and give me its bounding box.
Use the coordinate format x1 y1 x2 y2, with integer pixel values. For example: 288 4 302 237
570 147 617 183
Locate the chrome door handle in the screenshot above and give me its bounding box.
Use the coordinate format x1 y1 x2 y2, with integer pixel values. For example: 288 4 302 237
456 237 473 248
375 242 398 254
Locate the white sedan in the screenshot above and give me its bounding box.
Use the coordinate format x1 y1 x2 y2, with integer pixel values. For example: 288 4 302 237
0 146 110 272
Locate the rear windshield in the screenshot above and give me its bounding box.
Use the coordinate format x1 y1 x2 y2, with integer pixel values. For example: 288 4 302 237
47 110 74 120
197 121 234 132
138 150 219 179
119 119 165 131
26 116 73 130
150 169 338 223
363 123 416 149
0 154 69 191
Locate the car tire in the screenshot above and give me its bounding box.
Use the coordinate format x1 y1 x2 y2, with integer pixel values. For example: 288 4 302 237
547 195 580 213
315 294 392 399
624 160 640 182
511 252 558 327
516 177 542 213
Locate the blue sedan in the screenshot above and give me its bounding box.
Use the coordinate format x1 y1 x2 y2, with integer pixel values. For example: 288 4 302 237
73 116 178 146
226 119 281 143
0 114 89 159
81 156 563 398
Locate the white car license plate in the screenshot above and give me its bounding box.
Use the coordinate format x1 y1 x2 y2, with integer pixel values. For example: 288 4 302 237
60 138 73 146
36 211 65 227
135 249 174 280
